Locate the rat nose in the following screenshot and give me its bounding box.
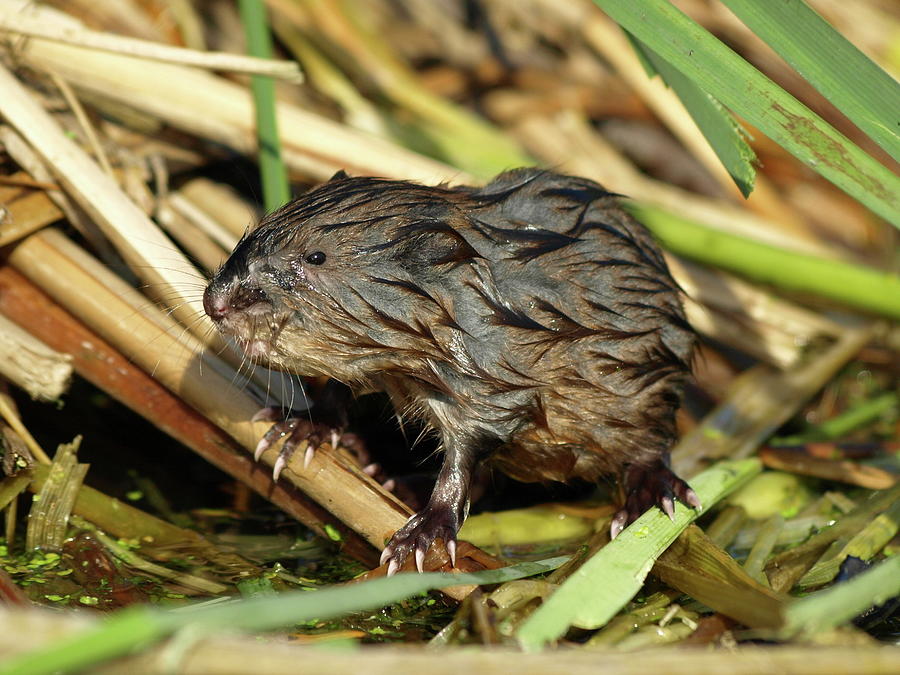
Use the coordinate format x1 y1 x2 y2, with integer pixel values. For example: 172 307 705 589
203 285 231 320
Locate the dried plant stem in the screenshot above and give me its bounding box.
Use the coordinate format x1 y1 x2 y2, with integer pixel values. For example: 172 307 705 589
0 185 64 247
175 178 254 242
0 62 215 348
46 70 114 178
13 11 460 184
0 314 72 401
0 3 303 80
0 393 50 465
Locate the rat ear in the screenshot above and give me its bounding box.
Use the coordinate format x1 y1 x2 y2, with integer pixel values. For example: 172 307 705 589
330 169 350 181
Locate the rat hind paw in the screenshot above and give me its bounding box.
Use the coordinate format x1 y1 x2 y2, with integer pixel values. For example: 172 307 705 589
380 506 460 576
252 407 350 479
610 461 701 539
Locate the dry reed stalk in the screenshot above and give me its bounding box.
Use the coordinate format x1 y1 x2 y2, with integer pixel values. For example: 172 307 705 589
0 128 118 264
5 230 491 590
167 190 241 251
0 185 64 247
0 2 302 80
12 4 462 185
155 202 228 273
0 313 72 401
759 447 898 490
0 265 378 564
0 390 49 464
175 178 255 242
0 62 217 348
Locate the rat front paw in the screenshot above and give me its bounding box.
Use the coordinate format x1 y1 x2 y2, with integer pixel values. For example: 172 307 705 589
610 461 701 539
380 506 460 576
252 407 359 479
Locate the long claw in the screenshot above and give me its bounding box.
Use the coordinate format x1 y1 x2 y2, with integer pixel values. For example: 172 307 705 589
446 539 457 568
254 438 269 462
415 547 426 573
610 512 627 540
661 495 676 521
684 488 702 509
331 430 340 449
272 454 287 481
387 559 400 577
380 546 393 567
303 444 316 469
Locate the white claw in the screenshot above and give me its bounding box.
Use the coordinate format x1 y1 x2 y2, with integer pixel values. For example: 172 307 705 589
254 438 269 462
661 495 676 521
686 489 702 509
382 479 396 492
446 539 457 568
415 548 426 573
363 463 379 476
303 444 315 469
387 559 400 577
610 514 626 540
331 430 340 449
272 455 287 481
380 546 393 567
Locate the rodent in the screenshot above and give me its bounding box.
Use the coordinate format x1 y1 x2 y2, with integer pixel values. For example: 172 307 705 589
203 168 700 574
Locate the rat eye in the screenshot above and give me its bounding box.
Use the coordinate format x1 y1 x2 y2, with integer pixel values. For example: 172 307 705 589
305 251 326 265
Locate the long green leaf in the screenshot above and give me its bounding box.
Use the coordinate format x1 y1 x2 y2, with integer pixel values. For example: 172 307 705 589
721 0 900 163
592 0 900 228
0 557 568 675
238 0 290 211
630 202 900 320
516 458 762 650
783 555 900 637
629 34 757 197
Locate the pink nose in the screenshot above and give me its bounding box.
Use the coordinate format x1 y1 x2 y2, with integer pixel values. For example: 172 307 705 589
202 287 230 320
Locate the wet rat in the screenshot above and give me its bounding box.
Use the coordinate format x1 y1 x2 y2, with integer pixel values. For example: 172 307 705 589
203 168 700 574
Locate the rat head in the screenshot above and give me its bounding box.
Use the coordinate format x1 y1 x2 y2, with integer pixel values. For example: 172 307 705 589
203 172 481 380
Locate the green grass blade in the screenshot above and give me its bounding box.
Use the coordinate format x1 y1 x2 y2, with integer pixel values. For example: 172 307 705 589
516 458 762 650
238 0 290 211
783 555 900 638
0 558 568 675
628 34 757 197
721 0 900 163
592 0 900 228
630 202 900 320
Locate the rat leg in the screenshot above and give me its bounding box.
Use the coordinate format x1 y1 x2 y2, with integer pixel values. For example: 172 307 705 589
253 379 358 479
610 453 702 539
380 431 494 575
